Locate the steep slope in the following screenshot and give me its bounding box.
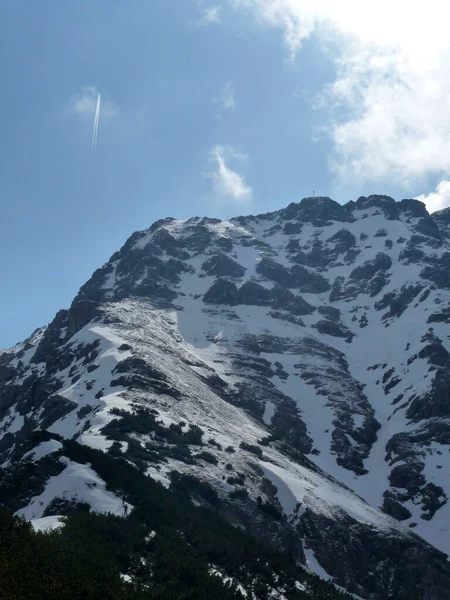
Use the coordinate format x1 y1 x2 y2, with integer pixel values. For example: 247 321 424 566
2 195 450 599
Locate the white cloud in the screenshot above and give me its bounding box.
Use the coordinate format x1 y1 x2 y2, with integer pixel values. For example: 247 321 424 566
214 81 236 112
209 145 252 201
191 6 221 28
230 0 450 186
69 86 119 120
416 181 450 214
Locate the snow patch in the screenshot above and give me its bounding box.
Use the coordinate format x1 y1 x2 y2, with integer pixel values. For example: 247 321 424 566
17 457 131 520
31 515 66 533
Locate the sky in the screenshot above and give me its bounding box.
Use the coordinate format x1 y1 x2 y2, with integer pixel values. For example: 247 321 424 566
2 0 450 348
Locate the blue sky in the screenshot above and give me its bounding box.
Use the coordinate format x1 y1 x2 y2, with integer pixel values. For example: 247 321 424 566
2 0 450 348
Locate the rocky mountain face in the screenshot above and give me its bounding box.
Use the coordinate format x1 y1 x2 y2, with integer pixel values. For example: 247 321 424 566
2 195 450 599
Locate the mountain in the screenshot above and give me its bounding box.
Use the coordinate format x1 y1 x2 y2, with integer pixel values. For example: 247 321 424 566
2 195 450 599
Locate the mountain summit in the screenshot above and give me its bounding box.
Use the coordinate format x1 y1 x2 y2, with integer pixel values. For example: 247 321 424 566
2 195 450 599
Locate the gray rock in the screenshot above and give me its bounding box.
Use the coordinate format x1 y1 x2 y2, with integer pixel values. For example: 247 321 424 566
202 254 246 278
420 253 450 289
313 320 353 340
375 284 425 319
281 196 354 225
350 253 392 281
237 281 272 306
297 508 450 600
383 490 412 520
398 198 428 218
354 195 399 220
269 286 315 315
203 279 239 305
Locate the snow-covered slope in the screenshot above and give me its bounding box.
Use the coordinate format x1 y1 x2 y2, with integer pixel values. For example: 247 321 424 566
2 195 450 599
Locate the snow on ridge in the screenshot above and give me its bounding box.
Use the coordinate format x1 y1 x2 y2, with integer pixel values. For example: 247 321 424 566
101 260 119 295
31 515 66 533
47 322 133 449
303 549 365 600
22 440 63 461
260 460 402 532
4 197 450 586
3 326 47 364
64 299 413 539
132 216 259 253
1 326 46 353
0 412 24 435
17 457 130 521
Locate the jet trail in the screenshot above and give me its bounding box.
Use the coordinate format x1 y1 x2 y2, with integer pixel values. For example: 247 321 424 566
91 93 101 152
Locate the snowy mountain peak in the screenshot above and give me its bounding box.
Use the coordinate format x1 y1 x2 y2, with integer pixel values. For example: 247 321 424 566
2 195 450 599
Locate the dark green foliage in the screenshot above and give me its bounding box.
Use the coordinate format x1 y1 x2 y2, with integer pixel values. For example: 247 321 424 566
196 450 218 464
229 488 249 500
182 424 204 445
208 438 223 450
239 441 264 458
103 408 204 469
109 440 123 457
258 435 278 446
0 455 65 513
103 408 204 447
164 444 196 465
126 438 154 471
258 500 284 521
77 404 94 419
43 496 90 517
226 474 246 486
170 471 220 506
30 429 62 445
0 510 138 600
0 510 240 600
0 435 352 599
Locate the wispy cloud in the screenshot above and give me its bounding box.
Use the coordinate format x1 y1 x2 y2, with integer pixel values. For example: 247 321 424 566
230 0 450 188
208 145 252 202
416 181 450 214
66 86 154 151
68 86 119 120
191 5 221 28
214 81 236 113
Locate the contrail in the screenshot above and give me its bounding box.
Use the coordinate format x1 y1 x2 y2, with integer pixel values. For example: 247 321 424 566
91 93 101 153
